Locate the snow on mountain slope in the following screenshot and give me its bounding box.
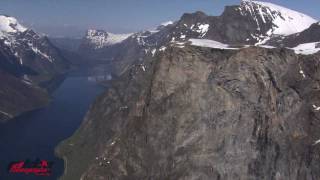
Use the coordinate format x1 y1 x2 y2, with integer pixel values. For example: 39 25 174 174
86 29 132 48
189 39 239 50
189 38 320 55
291 42 320 55
161 21 174 26
0 15 69 66
0 15 27 35
240 0 317 36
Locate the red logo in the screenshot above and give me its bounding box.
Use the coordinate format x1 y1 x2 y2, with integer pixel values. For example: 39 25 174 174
8 159 53 176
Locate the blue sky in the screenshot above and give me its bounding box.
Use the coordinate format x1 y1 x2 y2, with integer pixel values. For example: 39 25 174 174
0 0 319 37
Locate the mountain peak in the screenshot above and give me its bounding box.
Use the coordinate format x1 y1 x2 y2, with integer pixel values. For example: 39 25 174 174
238 0 317 35
0 15 27 34
84 29 132 49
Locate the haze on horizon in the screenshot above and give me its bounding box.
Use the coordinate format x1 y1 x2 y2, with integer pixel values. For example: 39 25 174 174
0 0 318 37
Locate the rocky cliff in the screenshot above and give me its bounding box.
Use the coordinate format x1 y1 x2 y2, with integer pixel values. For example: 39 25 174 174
0 71 49 122
57 44 320 179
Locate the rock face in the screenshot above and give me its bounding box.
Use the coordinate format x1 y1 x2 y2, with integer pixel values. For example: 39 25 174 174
57 44 320 179
0 71 49 122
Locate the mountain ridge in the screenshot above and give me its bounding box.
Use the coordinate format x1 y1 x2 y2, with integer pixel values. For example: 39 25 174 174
75 0 319 77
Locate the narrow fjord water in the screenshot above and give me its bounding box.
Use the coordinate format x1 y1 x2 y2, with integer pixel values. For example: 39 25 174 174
0 76 105 180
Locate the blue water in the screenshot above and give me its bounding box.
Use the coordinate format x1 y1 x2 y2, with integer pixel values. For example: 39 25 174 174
0 76 105 180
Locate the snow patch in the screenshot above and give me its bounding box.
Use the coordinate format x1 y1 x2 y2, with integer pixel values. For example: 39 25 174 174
141 65 146 72
159 46 167 52
313 139 320 145
197 24 209 36
291 42 320 55
161 21 174 26
30 45 54 62
151 49 157 57
313 104 320 111
299 70 306 78
189 39 238 50
190 23 210 37
180 34 186 39
173 41 186 48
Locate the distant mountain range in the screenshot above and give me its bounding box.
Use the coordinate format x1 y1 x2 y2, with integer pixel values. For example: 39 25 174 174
70 0 319 76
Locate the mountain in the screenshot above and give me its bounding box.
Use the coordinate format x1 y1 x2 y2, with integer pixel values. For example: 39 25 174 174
76 0 318 77
0 15 69 82
79 30 132 55
238 0 317 41
81 29 132 49
73 30 133 67
56 1 320 180
154 0 316 45
132 0 317 45
0 15 27 33
0 15 70 122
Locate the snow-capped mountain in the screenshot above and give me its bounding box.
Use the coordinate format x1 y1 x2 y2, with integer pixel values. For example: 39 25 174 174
115 0 318 51
0 15 69 80
0 15 27 34
76 0 320 76
163 0 317 45
81 29 132 49
237 0 317 44
0 15 70 122
0 15 69 83
239 0 317 35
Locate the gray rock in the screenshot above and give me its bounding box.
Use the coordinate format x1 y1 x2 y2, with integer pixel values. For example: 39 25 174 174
57 46 320 180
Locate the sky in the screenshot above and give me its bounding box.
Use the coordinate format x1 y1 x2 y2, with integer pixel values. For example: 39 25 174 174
0 0 319 37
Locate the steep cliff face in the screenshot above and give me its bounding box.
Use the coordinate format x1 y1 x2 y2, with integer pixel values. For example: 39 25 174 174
57 44 320 179
0 71 49 122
